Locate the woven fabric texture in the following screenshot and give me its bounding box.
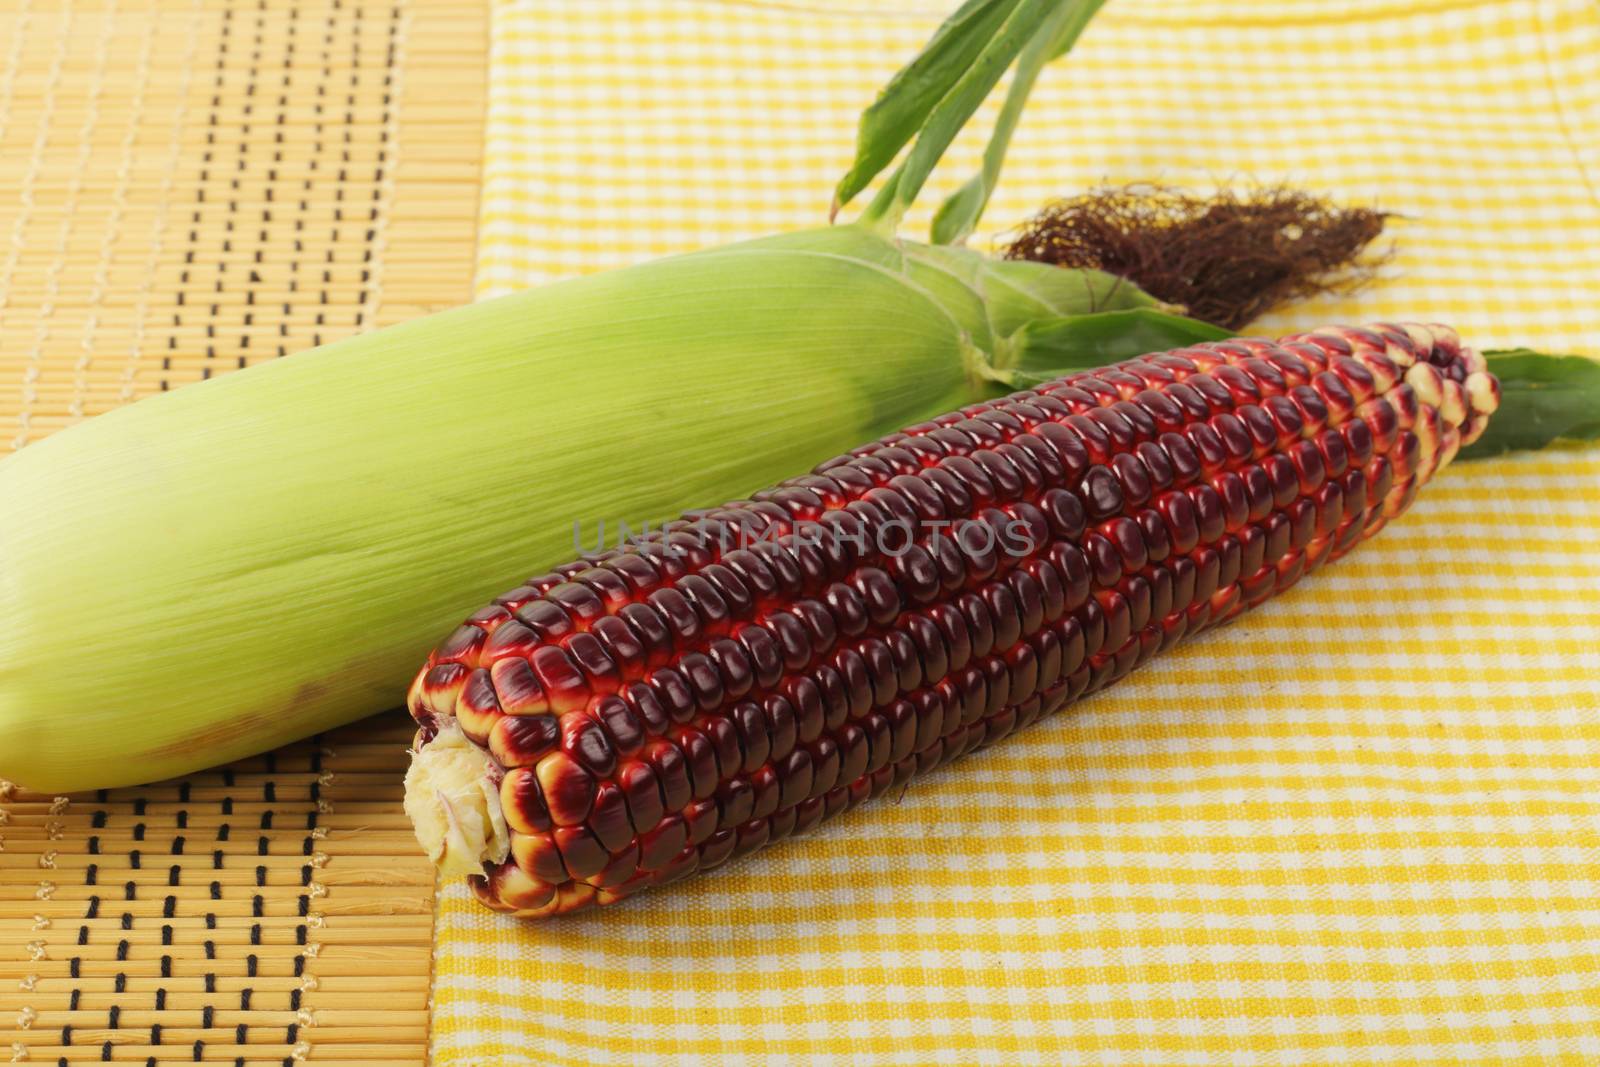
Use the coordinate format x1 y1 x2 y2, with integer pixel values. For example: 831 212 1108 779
437 0 1600 1062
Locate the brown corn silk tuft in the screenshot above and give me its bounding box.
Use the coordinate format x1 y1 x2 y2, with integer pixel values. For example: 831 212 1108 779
407 322 1499 918
1003 185 1390 330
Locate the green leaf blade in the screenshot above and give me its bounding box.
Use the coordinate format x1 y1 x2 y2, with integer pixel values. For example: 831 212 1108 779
987 308 1228 388
869 0 1057 229
930 0 1105 245
833 0 1022 213
930 173 989 246
1459 350 1600 459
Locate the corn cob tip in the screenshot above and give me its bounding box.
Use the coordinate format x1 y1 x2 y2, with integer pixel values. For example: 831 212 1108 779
403 718 509 879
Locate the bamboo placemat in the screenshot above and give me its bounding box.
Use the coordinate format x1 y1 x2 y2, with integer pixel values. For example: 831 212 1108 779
0 1 486 1062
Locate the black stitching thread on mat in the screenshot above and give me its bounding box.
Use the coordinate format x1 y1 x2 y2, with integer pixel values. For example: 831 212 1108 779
290 733 327 1060
361 1 399 321
274 3 295 356
233 0 269 366
328 0 362 339
166 3 231 389
309 2 333 344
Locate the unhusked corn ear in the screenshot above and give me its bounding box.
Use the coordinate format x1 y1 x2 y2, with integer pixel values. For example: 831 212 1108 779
405 321 1498 918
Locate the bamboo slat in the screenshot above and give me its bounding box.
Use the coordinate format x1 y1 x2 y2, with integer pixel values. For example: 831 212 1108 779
0 0 487 1063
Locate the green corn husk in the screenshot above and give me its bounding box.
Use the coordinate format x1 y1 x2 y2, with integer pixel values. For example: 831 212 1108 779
0 225 1165 792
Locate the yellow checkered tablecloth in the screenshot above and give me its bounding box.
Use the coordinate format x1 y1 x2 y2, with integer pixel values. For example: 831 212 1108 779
435 1 1600 1062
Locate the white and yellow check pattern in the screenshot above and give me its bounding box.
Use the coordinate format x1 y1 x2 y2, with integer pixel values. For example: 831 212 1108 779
438 1 1600 1062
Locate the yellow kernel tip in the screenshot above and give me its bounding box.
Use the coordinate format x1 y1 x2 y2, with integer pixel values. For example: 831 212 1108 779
1404 362 1443 407
1438 424 1463 469
493 861 554 911
1428 322 1460 349
1382 343 1420 374
1401 321 1440 347
404 667 428 716
1400 322 1435 354
1356 352 1400 392
1465 371 1501 415
1439 379 1468 426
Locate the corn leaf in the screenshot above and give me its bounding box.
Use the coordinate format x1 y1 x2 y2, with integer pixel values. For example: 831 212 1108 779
857 0 1058 230
986 308 1229 388
974 256 1154 334
930 0 1104 245
1460 350 1600 459
903 245 1155 336
832 0 1023 214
